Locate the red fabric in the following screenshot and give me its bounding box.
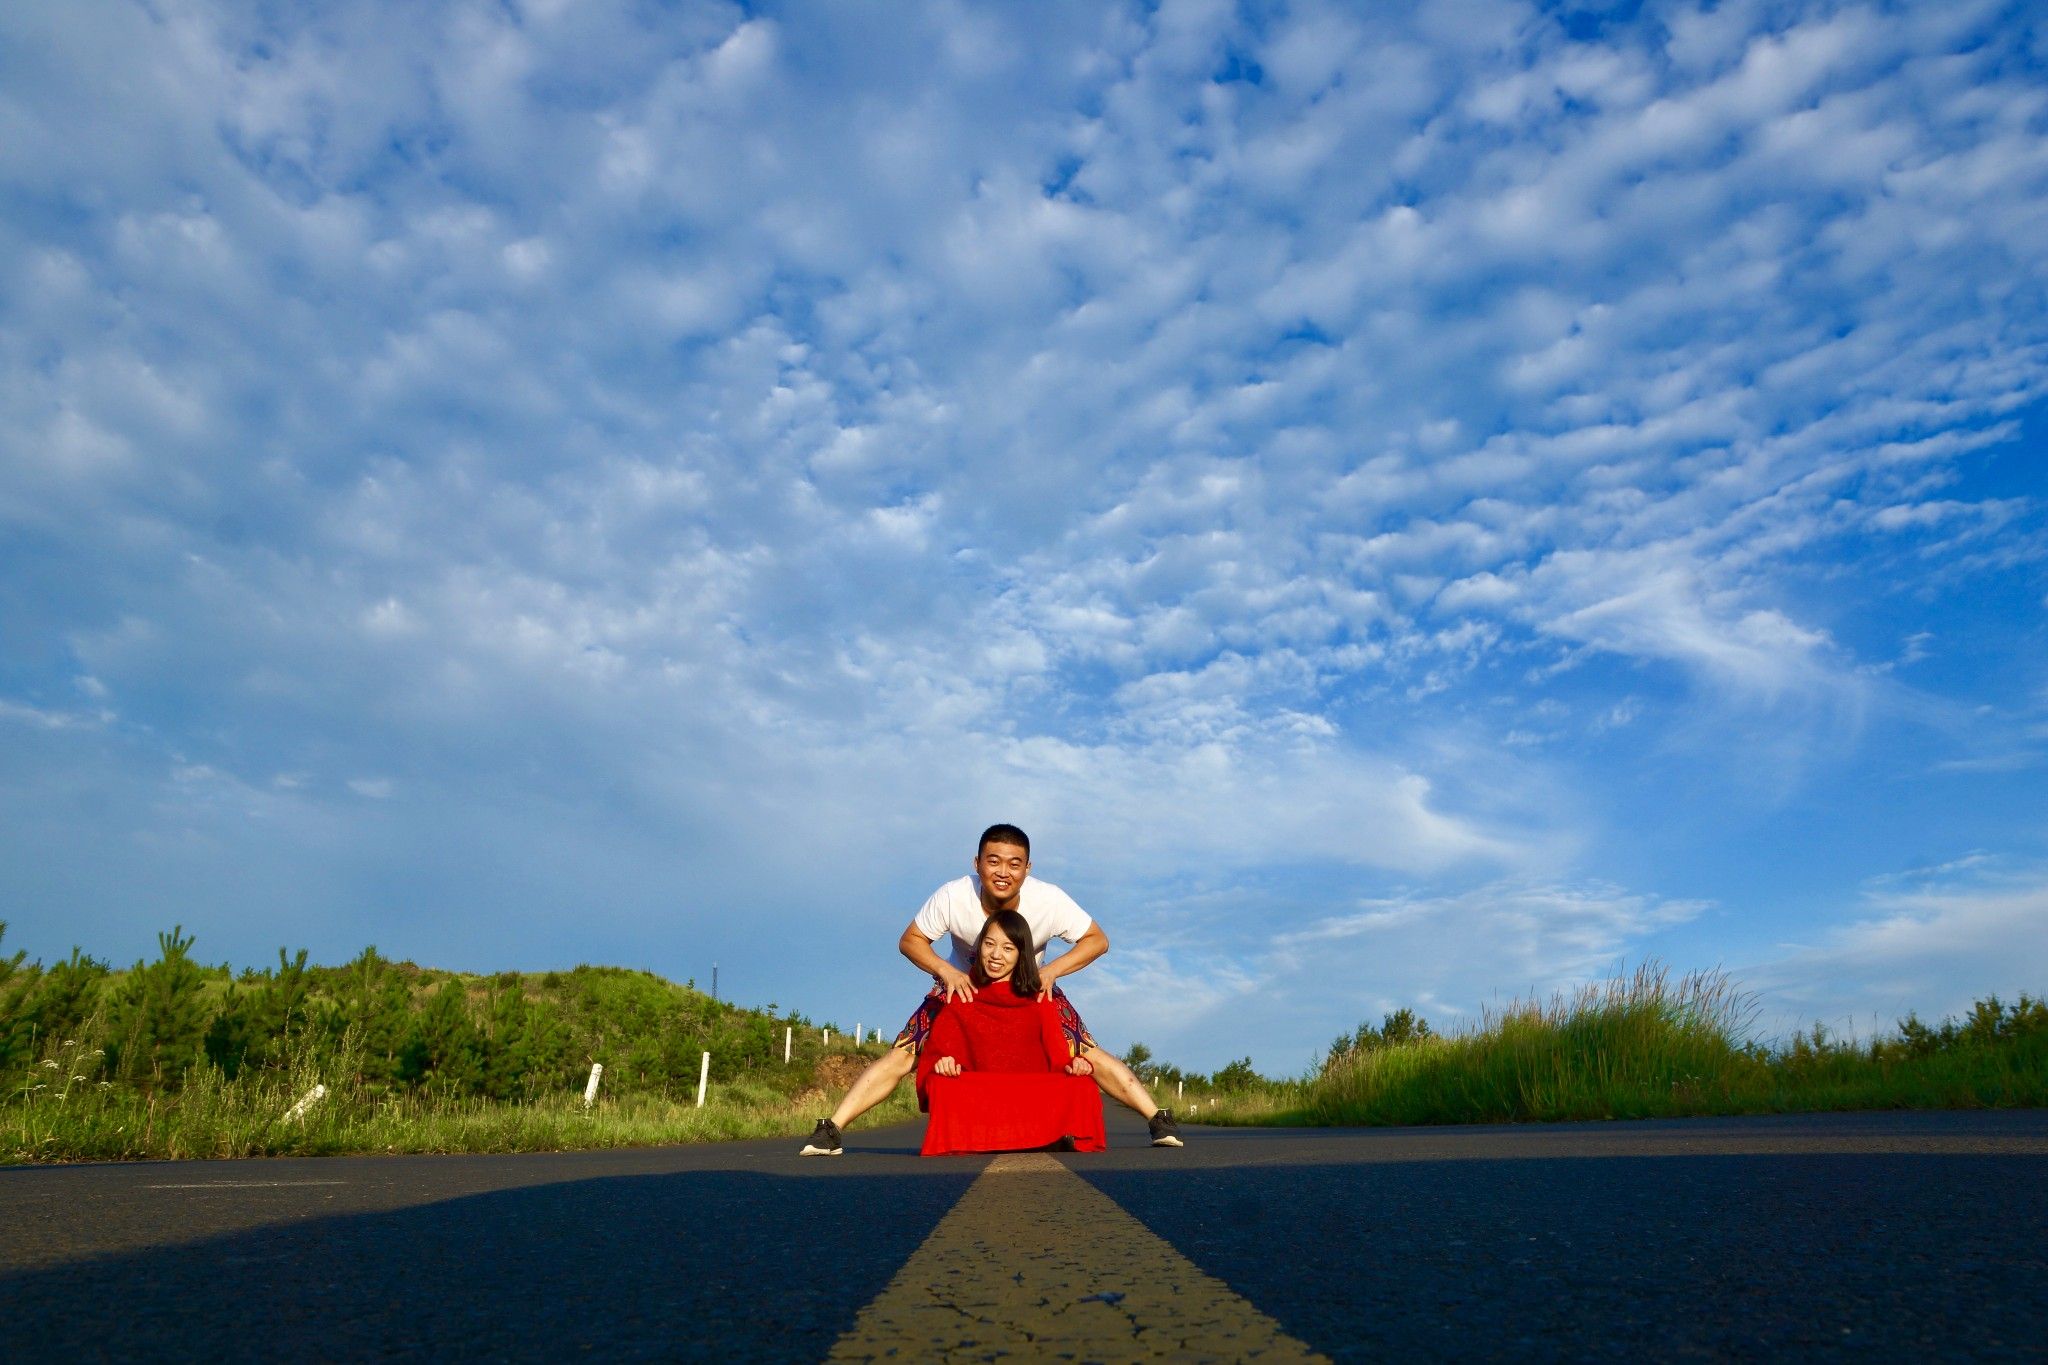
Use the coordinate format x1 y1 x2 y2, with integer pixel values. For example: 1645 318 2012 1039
919 1072 1108 1156
914 985 1106 1156
916 987 1073 1087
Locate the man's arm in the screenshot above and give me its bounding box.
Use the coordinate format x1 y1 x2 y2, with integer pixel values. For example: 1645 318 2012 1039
899 919 976 1001
1039 922 1108 995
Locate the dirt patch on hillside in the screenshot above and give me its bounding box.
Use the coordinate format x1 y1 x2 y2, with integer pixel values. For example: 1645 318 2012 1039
813 1054 872 1090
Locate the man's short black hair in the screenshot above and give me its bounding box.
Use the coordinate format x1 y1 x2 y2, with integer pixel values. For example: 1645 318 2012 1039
978 823 1030 857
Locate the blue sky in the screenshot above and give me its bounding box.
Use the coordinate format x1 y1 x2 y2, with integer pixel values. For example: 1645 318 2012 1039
2 0 2044 1074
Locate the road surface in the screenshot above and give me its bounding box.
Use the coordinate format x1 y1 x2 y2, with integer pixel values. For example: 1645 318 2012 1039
3 1108 2044 1360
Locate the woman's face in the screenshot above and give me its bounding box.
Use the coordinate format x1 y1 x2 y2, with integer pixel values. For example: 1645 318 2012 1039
977 926 1023 982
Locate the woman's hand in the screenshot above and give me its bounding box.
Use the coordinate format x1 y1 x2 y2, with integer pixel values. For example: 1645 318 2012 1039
1064 1055 1094 1077
933 1055 962 1076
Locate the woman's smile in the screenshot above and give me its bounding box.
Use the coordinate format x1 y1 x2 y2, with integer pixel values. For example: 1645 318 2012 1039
978 931 1021 981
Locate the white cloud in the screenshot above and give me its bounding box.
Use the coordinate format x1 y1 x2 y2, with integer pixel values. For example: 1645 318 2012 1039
1075 878 1709 1071
1274 881 1706 979
0 699 109 731
1747 858 2048 1037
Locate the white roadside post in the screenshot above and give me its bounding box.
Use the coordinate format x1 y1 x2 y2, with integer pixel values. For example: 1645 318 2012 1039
284 1083 327 1123
784 1026 792 1064
823 1028 831 1046
1177 1079 1184 1101
696 1051 711 1108
583 1062 603 1110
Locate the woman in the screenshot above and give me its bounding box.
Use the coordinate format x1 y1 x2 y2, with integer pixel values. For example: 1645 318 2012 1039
916 909 1108 1156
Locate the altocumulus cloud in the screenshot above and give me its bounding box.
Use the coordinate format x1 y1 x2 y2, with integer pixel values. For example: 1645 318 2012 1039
1 0 2044 1068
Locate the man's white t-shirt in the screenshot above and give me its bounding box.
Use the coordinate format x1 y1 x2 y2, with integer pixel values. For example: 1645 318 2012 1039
913 875 1093 972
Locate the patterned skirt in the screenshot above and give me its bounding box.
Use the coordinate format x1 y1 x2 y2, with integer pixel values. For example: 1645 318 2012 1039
893 983 1094 1058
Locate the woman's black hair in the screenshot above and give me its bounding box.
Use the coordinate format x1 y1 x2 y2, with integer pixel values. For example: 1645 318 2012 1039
969 909 1041 997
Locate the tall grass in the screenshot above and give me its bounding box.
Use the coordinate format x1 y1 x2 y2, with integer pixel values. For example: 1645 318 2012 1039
1204 965 2048 1128
2 920 910 1163
6 1026 909 1163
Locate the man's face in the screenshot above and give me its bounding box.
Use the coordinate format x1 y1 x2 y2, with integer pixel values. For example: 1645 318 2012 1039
974 840 1030 906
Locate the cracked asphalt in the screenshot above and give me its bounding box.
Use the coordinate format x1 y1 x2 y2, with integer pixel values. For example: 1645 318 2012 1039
2 1108 2043 1361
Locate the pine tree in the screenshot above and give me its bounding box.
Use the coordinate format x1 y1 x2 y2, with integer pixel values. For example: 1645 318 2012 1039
0 922 40 1072
28 948 108 1048
249 947 314 1063
398 979 484 1093
204 948 312 1079
322 947 414 1087
105 927 211 1088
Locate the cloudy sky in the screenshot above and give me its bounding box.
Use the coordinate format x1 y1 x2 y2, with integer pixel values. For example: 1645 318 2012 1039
3 0 2044 1073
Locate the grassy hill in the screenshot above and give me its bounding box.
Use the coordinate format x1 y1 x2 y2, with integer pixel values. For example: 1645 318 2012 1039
10 924 2039 1161
1202 966 2048 1128
1 923 908 1162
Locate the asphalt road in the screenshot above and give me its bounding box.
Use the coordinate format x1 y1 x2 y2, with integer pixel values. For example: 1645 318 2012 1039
3 1108 2044 1361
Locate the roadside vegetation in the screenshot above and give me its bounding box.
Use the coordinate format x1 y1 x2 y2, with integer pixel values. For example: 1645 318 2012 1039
1 922 907 1163
1175 964 2048 1128
9 923 2039 1161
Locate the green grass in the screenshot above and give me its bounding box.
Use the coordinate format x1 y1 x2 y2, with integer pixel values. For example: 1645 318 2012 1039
3 920 916 1163
1200 965 2048 1129
14 940 2042 1158
6 1032 911 1163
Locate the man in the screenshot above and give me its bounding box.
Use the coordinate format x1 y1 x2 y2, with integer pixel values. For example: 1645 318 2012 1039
800 823 1182 1153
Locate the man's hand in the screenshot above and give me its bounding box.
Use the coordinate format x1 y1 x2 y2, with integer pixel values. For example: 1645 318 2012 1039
900 920 977 1001
1064 1055 1094 1077
933 1055 962 1076
935 964 977 1002
1036 925 1108 1002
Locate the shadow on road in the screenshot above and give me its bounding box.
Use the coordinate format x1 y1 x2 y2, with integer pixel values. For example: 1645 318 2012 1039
1 1162 976 1362
4 1114 2045 1361
1080 1148 2048 1361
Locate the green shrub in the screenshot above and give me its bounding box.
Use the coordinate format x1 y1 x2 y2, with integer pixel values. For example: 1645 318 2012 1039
104 927 212 1089
397 978 485 1093
1211 1057 1260 1091
0 923 38 1073
1323 1007 1435 1073
1227 965 2047 1130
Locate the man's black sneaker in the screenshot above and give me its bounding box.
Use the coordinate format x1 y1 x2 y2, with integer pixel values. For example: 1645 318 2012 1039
799 1118 843 1156
1148 1109 1184 1148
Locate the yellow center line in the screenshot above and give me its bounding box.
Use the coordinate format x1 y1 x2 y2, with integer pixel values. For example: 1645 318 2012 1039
828 1153 1328 1362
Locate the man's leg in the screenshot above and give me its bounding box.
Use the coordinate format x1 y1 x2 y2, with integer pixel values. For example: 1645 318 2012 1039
1080 1045 1161 1117
801 1046 914 1156
827 1046 915 1130
803 992 941 1154
1048 984 1182 1145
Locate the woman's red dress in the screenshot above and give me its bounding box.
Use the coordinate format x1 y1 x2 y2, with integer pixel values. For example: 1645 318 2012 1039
915 984 1107 1156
